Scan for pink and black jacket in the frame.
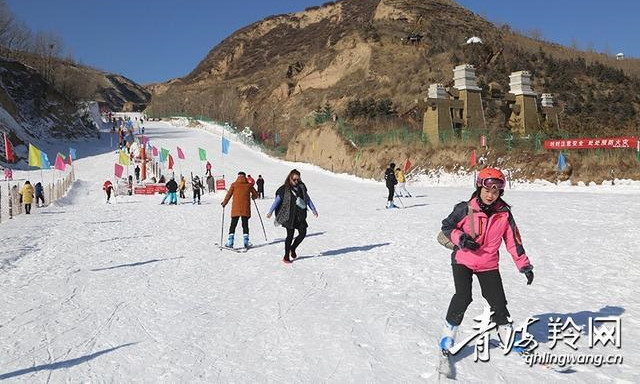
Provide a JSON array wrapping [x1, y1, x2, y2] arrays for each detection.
[[441, 198, 533, 273]]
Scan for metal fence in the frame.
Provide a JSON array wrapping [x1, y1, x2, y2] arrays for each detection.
[[0, 168, 76, 224]]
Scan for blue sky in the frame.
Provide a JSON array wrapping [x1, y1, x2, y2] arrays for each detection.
[[7, 0, 638, 84]]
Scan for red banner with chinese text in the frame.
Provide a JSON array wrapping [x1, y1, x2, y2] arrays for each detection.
[[544, 136, 638, 150]]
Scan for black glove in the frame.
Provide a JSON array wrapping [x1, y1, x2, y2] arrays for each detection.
[[458, 233, 480, 251], [525, 270, 534, 285]]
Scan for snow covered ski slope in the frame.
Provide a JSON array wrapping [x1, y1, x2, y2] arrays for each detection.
[[1, 121, 638, 382]]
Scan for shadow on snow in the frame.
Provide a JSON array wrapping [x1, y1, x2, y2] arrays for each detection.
[[90, 257, 184, 272], [0, 342, 137, 380]]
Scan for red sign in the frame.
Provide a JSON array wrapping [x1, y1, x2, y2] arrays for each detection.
[[216, 179, 226, 190], [133, 184, 167, 195], [544, 136, 638, 150]]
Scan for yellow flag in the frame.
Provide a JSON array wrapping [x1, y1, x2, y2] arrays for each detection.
[[118, 150, 130, 165], [28, 143, 42, 168]]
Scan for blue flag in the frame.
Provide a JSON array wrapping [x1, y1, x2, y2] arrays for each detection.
[[41, 152, 51, 168], [222, 137, 230, 155], [557, 152, 566, 171], [69, 147, 77, 160]]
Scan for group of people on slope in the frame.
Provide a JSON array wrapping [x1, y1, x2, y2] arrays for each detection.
[[383, 162, 411, 208], [15, 181, 46, 214], [221, 169, 317, 264]]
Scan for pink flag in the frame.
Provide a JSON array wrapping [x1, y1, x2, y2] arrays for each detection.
[[141, 136, 149, 145], [152, 146, 158, 156], [114, 163, 124, 178], [177, 146, 185, 160], [54, 153, 66, 171]]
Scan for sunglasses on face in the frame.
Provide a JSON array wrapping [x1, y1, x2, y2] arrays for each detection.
[[480, 178, 505, 190], [291, 177, 300, 183]]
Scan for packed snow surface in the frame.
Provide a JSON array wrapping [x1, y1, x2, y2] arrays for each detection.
[[0, 120, 638, 382]]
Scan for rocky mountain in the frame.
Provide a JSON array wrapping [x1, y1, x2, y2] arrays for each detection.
[[147, 0, 640, 143], [0, 57, 97, 165]]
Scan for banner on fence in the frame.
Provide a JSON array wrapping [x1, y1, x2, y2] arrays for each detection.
[[216, 179, 226, 190], [544, 136, 638, 150]]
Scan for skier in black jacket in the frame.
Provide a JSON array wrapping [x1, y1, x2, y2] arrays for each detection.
[[384, 162, 398, 208]]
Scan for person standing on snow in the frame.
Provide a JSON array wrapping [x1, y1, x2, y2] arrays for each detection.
[[178, 176, 187, 199], [134, 165, 141, 183], [266, 169, 318, 264], [384, 162, 398, 208], [256, 175, 265, 199], [438, 167, 534, 360], [221, 172, 259, 248], [103, 180, 114, 203], [163, 176, 178, 205], [206, 161, 212, 176], [192, 175, 204, 204], [34, 182, 45, 207], [395, 167, 411, 197], [19, 181, 35, 214], [206, 175, 215, 193]]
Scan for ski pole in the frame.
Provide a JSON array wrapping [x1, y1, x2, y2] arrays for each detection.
[[220, 205, 225, 249], [253, 199, 268, 242], [395, 195, 405, 209]]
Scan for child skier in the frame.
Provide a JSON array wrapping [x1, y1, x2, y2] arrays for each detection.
[[34, 182, 45, 207], [103, 180, 114, 203], [438, 168, 534, 370], [394, 167, 411, 197], [221, 172, 259, 248]]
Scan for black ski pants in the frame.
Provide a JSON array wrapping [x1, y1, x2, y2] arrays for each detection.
[[36, 195, 45, 206], [24, 203, 31, 214], [446, 263, 510, 326], [229, 216, 249, 234], [193, 188, 201, 202], [285, 227, 307, 256], [387, 185, 395, 202]]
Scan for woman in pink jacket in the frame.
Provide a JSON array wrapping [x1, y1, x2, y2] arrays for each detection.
[[439, 168, 534, 355]]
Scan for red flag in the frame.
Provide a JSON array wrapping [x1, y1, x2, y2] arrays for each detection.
[[403, 158, 412, 172], [3, 133, 15, 163], [168, 154, 174, 170], [470, 150, 477, 167], [67, 152, 73, 165], [54, 153, 66, 171], [177, 146, 185, 160], [114, 163, 124, 178]]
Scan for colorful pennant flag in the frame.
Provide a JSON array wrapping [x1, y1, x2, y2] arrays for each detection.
[[69, 147, 76, 161], [54, 153, 66, 171], [403, 158, 412, 172], [177, 146, 185, 160], [114, 163, 124, 178], [28, 143, 43, 168], [198, 148, 206, 161], [3, 133, 14, 163], [222, 137, 230, 155], [152, 146, 158, 157], [41, 152, 50, 169], [160, 148, 169, 163], [168, 154, 174, 170], [557, 152, 566, 171], [119, 150, 130, 165]]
